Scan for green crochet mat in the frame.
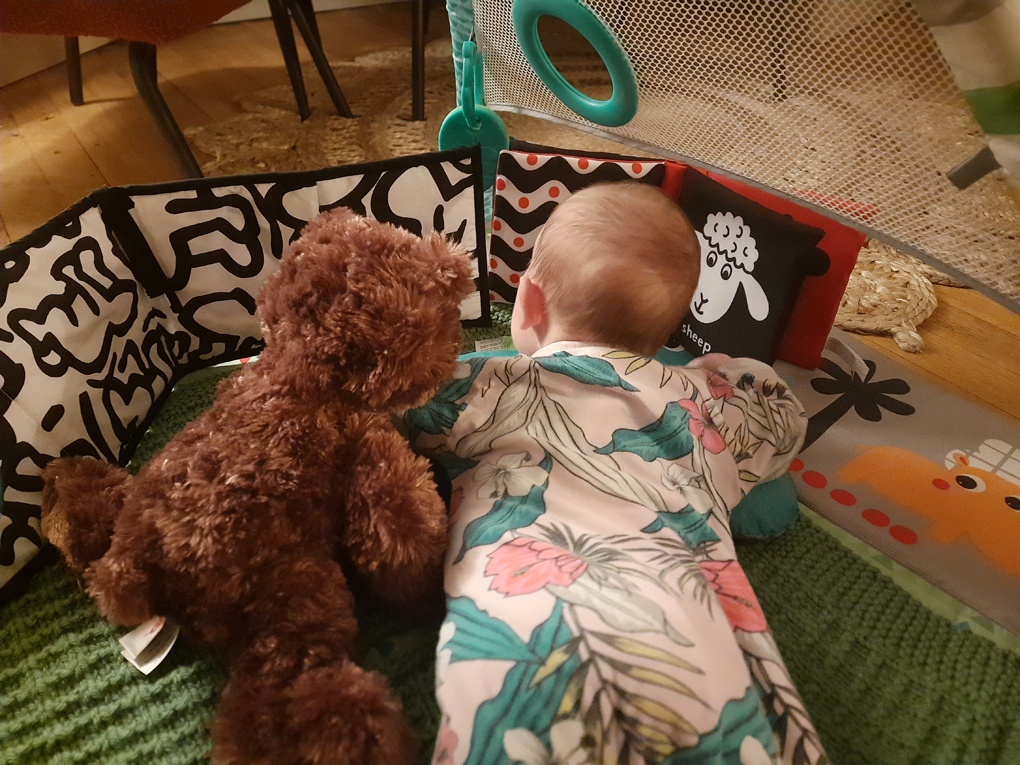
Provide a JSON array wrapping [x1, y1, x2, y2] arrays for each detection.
[[3, 319, 1020, 765]]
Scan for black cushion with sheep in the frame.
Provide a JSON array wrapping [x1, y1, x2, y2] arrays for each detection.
[[670, 171, 829, 364]]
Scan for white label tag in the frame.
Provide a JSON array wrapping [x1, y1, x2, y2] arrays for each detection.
[[474, 337, 514, 352], [119, 616, 180, 675]]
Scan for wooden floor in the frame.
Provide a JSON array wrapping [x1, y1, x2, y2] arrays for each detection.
[[2, 3, 1018, 422]]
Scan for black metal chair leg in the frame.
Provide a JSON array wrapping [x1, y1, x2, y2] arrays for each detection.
[[65, 37, 84, 105], [268, 0, 311, 120], [295, 0, 321, 50], [127, 41, 203, 178], [412, 0, 425, 120], [286, 0, 354, 118]]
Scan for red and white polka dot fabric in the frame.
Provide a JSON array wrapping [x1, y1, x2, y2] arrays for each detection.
[[487, 148, 686, 304]]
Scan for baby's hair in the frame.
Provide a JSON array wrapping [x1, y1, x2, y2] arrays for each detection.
[[528, 181, 700, 356]]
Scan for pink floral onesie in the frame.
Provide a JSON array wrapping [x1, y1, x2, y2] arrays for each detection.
[[404, 342, 828, 765]]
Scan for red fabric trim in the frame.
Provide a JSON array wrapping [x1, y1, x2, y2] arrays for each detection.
[[0, 0, 249, 45], [660, 161, 687, 202], [706, 173, 869, 369]]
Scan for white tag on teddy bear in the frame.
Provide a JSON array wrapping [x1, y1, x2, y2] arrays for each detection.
[[119, 616, 180, 675]]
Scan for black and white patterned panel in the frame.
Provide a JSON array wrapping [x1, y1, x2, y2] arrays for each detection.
[[113, 150, 488, 365], [116, 180, 316, 368], [315, 151, 487, 323], [1, 201, 178, 588]]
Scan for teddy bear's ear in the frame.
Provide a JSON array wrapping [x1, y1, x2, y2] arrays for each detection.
[[421, 231, 475, 301], [300, 206, 360, 240], [257, 208, 366, 333]]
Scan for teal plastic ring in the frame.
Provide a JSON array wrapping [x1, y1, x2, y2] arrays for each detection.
[[513, 0, 638, 127]]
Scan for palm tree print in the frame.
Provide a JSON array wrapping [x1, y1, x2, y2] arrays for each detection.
[[802, 357, 914, 452]]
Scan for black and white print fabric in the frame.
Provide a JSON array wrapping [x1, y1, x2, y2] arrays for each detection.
[[0, 147, 488, 592], [670, 171, 828, 365]]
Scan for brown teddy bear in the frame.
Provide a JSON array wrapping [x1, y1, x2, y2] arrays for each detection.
[[39, 207, 475, 765]]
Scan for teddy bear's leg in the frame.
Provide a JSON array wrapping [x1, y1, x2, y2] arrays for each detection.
[[41, 456, 130, 575], [82, 507, 163, 626], [211, 556, 415, 765], [342, 424, 448, 620]]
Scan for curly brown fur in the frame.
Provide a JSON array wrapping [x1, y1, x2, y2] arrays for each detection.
[[40, 208, 475, 765]]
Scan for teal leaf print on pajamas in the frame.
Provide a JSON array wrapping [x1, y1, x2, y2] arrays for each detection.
[[404, 355, 491, 439], [534, 352, 639, 391], [596, 401, 695, 462], [444, 597, 537, 663], [457, 364, 669, 514], [464, 602, 580, 765], [660, 685, 778, 765], [454, 452, 553, 563], [641, 508, 721, 547]]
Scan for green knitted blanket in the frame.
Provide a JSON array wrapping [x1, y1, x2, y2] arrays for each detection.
[[3, 326, 1020, 765]]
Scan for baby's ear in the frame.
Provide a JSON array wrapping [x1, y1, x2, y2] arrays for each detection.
[[515, 275, 547, 331]]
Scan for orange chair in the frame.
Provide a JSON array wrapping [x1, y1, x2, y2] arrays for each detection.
[[0, 0, 355, 177]]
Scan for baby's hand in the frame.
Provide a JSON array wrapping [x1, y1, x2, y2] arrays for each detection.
[[685, 352, 734, 368]]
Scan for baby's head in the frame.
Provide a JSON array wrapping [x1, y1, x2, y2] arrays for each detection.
[[511, 181, 699, 357]]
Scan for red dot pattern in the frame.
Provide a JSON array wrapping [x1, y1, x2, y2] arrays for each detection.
[[802, 471, 827, 489], [830, 489, 856, 506], [519, 198, 529, 209], [493, 220, 502, 231], [489, 258, 498, 269], [496, 178, 506, 191], [762, 452, 921, 547], [632, 163, 643, 173], [509, 274, 520, 284], [549, 186, 560, 198], [578, 159, 589, 169], [862, 509, 889, 527], [889, 525, 918, 545], [527, 154, 538, 165], [513, 237, 524, 248]]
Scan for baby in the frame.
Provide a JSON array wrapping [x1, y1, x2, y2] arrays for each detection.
[[406, 182, 828, 765]]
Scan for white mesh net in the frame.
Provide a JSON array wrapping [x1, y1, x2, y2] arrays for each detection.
[[473, 0, 1020, 309]]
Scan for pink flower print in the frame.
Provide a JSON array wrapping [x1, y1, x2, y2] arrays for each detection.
[[432, 717, 459, 765], [485, 538, 588, 596], [679, 399, 727, 454], [707, 373, 736, 401], [699, 560, 768, 632]]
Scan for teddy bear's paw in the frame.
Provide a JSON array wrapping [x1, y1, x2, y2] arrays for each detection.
[[40, 457, 129, 574], [212, 661, 415, 765], [287, 662, 416, 765], [85, 555, 155, 627]]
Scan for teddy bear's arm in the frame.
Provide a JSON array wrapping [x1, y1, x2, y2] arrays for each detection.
[[341, 420, 448, 620]]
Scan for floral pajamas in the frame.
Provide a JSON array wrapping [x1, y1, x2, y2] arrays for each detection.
[[405, 342, 828, 765]]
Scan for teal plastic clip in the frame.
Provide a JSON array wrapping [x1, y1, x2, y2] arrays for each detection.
[[439, 40, 509, 190]]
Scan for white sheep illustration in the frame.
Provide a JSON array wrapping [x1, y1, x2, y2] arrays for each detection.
[[689, 212, 769, 324]]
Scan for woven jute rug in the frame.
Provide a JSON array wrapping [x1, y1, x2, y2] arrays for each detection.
[[186, 39, 962, 351], [185, 39, 650, 175], [837, 240, 965, 352]]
